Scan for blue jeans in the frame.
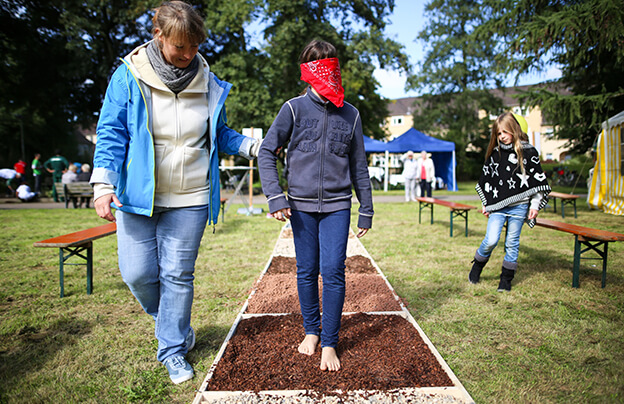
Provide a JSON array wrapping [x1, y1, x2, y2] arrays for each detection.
[[290, 209, 350, 349], [477, 204, 528, 267], [116, 205, 208, 362]]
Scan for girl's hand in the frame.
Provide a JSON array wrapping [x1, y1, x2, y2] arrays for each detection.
[[527, 208, 539, 220], [357, 228, 369, 238], [94, 193, 122, 222], [271, 208, 291, 222], [481, 206, 490, 217]]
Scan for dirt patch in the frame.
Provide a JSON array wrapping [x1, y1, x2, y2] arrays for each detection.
[[246, 273, 402, 313], [207, 313, 453, 393], [266, 255, 377, 275]]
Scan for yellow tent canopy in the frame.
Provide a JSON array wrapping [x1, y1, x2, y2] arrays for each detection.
[[588, 110, 624, 215]]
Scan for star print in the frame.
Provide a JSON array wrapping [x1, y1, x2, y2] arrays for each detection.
[[516, 172, 530, 188], [507, 178, 516, 189], [489, 158, 499, 177], [493, 188, 498, 198], [483, 165, 490, 175]]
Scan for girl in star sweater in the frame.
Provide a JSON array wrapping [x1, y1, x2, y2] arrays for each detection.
[[469, 112, 551, 291]]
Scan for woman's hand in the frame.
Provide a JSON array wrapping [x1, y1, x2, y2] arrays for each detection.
[[527, 208, 539, 220], [481, 205, 490, 217], [271, 208, 291, 222], [94, 193, 122, 222], [357, 228, 369, 238]]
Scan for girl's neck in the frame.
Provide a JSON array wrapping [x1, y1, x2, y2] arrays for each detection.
[[310, 87, 328, 103]]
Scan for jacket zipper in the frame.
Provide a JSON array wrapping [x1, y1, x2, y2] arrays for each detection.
[[318, 103, 328, 212]]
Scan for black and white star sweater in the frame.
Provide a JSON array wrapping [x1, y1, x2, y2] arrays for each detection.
[[475, 142, 551, 227]]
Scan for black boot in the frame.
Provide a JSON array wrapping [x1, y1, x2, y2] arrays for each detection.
[[497, 267, 515, 292], [469, 258, 487, 284]]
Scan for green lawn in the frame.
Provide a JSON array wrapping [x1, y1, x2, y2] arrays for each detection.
[[1, 197, 623, 403]]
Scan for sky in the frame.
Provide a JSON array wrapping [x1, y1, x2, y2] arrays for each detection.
[[374, 0, 562, 100]]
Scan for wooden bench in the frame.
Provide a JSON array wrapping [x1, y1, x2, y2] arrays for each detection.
[[535, 218, 624, 288], [545, 191, 580, 218], [33, 223, 117, 297], [416, 197, 478, 237], [54, 182, 94, 209]]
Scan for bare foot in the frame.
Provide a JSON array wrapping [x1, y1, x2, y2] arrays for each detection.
[[298, 334, 319, 355], [320, 347, 340, 371]]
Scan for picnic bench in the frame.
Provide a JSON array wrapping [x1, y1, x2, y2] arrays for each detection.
[[545, 191, 580, 218], [54, 182, 94, 209], [416, 197, 478, 237], [33, 223, 117, 297], [535, 218, 624, 288]]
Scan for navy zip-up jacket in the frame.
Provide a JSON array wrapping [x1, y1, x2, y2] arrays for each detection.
[[258, 89, 374, 229]]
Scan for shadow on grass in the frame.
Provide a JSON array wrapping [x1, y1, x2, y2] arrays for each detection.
[[0, 316, 93, 397], [189, 324, 233, 363]]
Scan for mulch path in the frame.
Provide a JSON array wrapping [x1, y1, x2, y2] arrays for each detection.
[[207, 313, 452, 393]]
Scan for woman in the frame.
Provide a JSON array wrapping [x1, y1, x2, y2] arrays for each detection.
[[90, 1, 259, 384]]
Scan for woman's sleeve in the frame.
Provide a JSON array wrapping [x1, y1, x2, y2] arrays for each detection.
[[90, 67, 131, 187]]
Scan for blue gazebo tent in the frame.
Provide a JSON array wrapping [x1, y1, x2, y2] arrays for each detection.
[[386, 128, 457, 191], [363, 135, 388, 153]]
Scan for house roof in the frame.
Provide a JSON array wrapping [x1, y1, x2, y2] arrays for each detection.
[[386, 83, 570, 117]]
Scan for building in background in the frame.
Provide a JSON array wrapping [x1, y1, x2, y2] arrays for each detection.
[[383, 85, 572, 162]]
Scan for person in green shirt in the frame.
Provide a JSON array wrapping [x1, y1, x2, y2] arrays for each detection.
[[44, 149, 69, 202], [31, 153, 42, 193]]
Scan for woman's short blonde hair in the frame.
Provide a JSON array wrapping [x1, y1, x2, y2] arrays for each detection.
[[152, 1, 206, 44]]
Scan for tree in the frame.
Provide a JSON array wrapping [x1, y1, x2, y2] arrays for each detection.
[[477, 0, 624, 153], [0, 0, 409, 170], [0, 0, 154, 168], [406, 0, 506, 179]]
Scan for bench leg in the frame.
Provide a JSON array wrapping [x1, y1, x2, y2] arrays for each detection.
[[59, 248, 65, 298], [561, 198, 565, 218], [449, 210, 453, 237], [87, 242, 93, 295], [58, 244, 92, 297], [602, 242, 608, 288], [572, 235, 581, 288], [418, 201, 433, 225]]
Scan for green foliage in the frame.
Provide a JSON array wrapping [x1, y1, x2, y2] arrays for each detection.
[[406, 0, 506, 180], [478, 0, 624, 153], [0, 0, 409, 168]]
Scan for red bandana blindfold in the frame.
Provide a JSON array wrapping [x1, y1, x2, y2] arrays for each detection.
[[300, 58, 345, 108]]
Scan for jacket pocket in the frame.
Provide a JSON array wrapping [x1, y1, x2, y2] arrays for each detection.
[[181, 146, 210, 190], [154, 144, 166, 193]]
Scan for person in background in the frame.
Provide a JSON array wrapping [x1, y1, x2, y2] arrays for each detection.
[[469, 112, 550, 292], [31, 153, 42, 193], [0, 168, 21, 196], [44, 149, 69, 202], [76, 163, 92, 208], [90, 0, 260, 385], [417, 150, 435, 198], [401, 150, 419, 202], [13, 160, 26, 176], [16, 182, 38, 202], [258, 39, 373, 372], [62, 163, 78, 184]]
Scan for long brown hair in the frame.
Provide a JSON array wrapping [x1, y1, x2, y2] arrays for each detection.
[[485, 112, 526, 174]]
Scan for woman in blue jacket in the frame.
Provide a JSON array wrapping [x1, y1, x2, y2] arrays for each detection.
[[91, 1, 258, 384]]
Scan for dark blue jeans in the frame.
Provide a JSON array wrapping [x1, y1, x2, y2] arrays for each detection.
[[290, 209, 350, 348]]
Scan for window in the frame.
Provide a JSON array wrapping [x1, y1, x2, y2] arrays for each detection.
[[391, 117, 403, 126]]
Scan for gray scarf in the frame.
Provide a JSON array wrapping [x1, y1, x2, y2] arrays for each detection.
[[146, 40, 199, 94]]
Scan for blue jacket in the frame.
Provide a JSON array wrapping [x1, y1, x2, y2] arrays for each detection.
[[258, 90, 374, 228], [91, 54, 253, 224]]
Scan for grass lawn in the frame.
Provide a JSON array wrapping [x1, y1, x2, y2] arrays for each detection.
[[1, 195, 623, 403]]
